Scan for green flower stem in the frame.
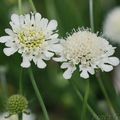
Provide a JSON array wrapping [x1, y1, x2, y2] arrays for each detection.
[[89, 0, 118, 119], [29, 0, 37, 12], [19, 68, 23, 95], [18, 113, 22, 120], [81, 79, 90, 120], [89, 0, 94, 32], [18, 0, 23, 119], [18, 0, 22, 14], [96, 71, 119, 120], [0, 68, 8, 100], [69, 79, 100, 120], [28, 68, 50, 120]]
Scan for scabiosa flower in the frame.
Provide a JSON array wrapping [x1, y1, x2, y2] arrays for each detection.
[[0, 13, 61, 68], [7, 95, 28, 115], [103, 7, 120, 43], [54, 29, 119, 79]]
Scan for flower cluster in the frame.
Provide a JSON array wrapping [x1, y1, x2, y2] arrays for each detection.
[[0, 13, 119, 79], [54, 29, 119, 79]]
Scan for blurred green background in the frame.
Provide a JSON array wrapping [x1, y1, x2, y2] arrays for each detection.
[[0, 0, 120, 120]]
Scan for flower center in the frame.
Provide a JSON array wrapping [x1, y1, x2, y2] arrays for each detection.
[[63, 31, 105, 66], [7, 95, 28, 114], [18, 27, 45, 51]]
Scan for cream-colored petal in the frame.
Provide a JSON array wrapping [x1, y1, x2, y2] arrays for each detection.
[[100, 64, 113, 72], [0, 36, 12, 43], [80, 70, 89, 79], [108, 57, 120, 66], [44, 51, 54, 58], [11, 14, 20, 25], [21, 57, 31, 68], [61, 62, 70, 69], [47, 20, 57, 31], [36, 59, 46, 69], [3, 47, 17, 56]]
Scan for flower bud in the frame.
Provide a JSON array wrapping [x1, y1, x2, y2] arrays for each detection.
[[7, 95, 28, 114]]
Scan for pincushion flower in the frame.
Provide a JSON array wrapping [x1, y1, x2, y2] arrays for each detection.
[[0, 13, 61, 68], [53, 29, 119, 79], [103, 7, 120, 43]]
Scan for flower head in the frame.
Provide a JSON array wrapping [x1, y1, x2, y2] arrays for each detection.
[[7, 95, 28, 115], [0, 13, 61, 68], [103, 7, 120, 43], [54, 29, 119, 79]]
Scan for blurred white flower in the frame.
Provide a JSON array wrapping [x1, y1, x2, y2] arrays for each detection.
[[103, 7, 120, 43], [0, 113, 35, 120], [54, 29, 119, 79], [0, 114, 17, 120], [0, 13, 61, 68], [23, 113, 36, 120]]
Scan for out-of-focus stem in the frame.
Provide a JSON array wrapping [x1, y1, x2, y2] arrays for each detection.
[[29, 68, 50, 120], [0, 66, 8, 100], [96, 71, 119, 120], [81, 79, 90, 120], [18, 113, 22, 120], [29, 0, 36, 12], [89, 0, 94, 32], [19, 68, 23, 95], [18, 0, 22, 14], [69, 79, 100, 120]]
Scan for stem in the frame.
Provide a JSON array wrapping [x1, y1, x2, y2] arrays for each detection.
[[96, 71, 119, 120], [19, 68, 23, 95], [18, 0, 23, 119], [89, 0, 118, 119], [18, 0, 22, 14], [69, 79, 100, 120], [81, 79, 90, 120], [29, 0, 37, 12], [18, 113, 22, 120], [89, 0, 94, 32], [0, 67, 8, 100], [28, 68, 50, 120]]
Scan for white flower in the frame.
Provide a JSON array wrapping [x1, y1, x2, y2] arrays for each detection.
[[53, 29, 119, 79], [103, 7, 120, 43], [0, 113, 35, 120], [0, 113, 17, 120], [22, 113, 35, 120], [0, 13, 61, 68]]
